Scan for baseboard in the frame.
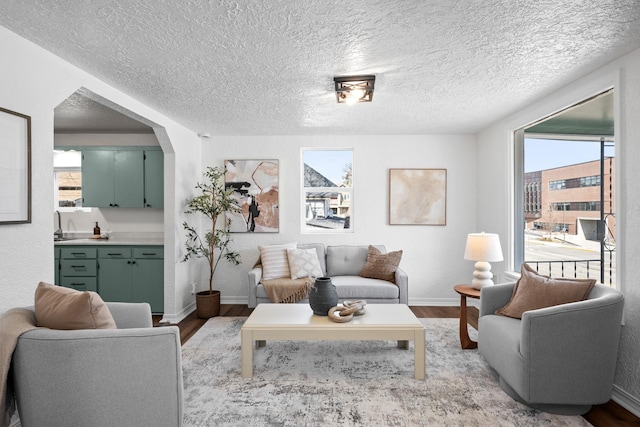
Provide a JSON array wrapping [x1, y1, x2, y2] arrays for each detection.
[[160, 301, 196, 324], [612, 384, 640, 418], [221, 296, 251, 305]]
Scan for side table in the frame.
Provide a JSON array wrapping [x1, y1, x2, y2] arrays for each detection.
[[454, 284, 480, 349]]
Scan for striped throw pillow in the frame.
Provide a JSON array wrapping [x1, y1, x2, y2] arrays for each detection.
[[259, 242, 297, 280]]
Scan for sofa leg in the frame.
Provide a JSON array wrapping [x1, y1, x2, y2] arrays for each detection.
[[498, 377, 592, 416]]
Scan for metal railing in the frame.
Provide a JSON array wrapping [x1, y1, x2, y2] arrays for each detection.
[[525, 259, 615, 286]]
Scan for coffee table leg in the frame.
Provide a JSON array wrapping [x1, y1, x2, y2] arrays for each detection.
[[397, 340, 409, 349], [414, 329, 426, 380], [256, 340, 266, 348], [240, 329, 253, 378]]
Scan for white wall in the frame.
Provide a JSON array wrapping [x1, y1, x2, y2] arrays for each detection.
[[200, 134, 480, 305], [0, 26, 203, 320], [477, 47, 640, 415]]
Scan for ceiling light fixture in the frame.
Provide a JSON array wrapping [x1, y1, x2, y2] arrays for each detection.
[[334, 75, 375, 104]]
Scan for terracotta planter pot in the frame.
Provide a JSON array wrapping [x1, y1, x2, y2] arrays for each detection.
[[196, 290, 221, 319]]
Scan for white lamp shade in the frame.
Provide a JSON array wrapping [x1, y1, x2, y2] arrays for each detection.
[[464, 233, 503, 262]]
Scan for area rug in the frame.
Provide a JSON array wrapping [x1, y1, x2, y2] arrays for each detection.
[[181, 317, 591, 427]]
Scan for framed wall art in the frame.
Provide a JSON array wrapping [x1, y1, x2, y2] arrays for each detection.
[[224, 159, 279, 232], [389, 168, 446, 225], [0, 107, 31, 224]]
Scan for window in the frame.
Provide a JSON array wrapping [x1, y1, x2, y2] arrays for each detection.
[[514, 89, 616, 287], [550, 175, 600, 190], [54, 150, 85, 210], [549, 180, 566, 190], [579, 175, 600, 187], [302, 149, 353, 232]]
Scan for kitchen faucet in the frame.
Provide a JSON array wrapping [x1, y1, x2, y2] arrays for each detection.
[[54, 210, 63, 239]]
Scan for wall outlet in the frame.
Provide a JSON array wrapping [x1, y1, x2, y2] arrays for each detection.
[[191, 283, 197, 295]]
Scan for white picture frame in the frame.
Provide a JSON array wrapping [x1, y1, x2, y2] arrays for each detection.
[[389, 168, 447, 225]]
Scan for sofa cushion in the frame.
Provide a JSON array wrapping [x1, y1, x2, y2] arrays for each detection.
[[259, 242, 297, 280], [256, 276, 399, 300], [34, 281, 117, 330], [495, 264, 596, 319], [287, 247, 323, 279], [326, 245, 369, 276], [331, 276, 400, 299], [359, 245, 402, 283]]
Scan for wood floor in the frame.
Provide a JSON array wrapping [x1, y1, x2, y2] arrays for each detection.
[[156, 305, 640, 427]]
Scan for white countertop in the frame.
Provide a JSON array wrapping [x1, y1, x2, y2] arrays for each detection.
[[54, 233, 164, 246]]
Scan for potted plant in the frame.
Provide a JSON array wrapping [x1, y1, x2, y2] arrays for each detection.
[[183, 166, 241, 318]]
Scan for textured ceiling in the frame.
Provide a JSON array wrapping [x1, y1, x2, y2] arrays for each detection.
[[2, 1, 640, 135], [55, 92, 153, 133]]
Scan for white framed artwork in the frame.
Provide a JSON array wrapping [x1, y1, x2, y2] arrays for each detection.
[[389, 168, 446, 225]]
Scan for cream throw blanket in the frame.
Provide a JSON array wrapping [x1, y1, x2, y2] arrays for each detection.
[[262, 277, 313, 303], [252, 259, 313, 303], [0, 308, 37, 427]]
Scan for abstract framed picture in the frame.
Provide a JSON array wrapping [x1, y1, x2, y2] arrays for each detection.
[[224, 160, 279, 232], [0, 107, 31, 224], [389, 168, 446, 225]]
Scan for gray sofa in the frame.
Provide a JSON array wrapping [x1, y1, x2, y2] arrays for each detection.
[[13, 302, 183, 427], [478, 282, 624, 415], [248, 244, 408, 308]]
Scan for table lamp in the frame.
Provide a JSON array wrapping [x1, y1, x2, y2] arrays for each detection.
[[464, 232, 503, 290]]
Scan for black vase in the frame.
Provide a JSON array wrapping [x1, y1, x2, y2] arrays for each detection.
[[309, 277, 338, 316]]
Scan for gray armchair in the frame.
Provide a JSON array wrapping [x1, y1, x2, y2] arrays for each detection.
[[12, 302, 183, 427], [478, 282, 624, 415]]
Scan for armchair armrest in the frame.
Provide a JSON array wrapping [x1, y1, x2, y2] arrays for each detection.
[[106, 302, 152, 328], [479, 282, 516, 317], [520, 289, 624, 358], [248, 266, 263, 308], [14, 326, 183, 427], [395, 267, 408, 305], [519, 289, 624, 402]]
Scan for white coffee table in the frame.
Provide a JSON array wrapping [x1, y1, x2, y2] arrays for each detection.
[[240, 303, 426, 379]]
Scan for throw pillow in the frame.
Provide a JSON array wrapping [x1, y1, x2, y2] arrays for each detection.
[[359, 245, 403, 283], [495, 264, 596, 319], [287, 248, 323, 279], [259, 242, 297, 281], [326, 245, 369, 276], [34, 281, 117, 330]]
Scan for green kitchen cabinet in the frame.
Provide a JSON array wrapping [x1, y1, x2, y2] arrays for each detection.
[[82, 150, 144, 208], [81, 150, 114, 208], [144, 150, 164, 208], [54, 247, 60, 285], [132, 247, 164, 312], [98, 246, 164, 313], [97, 247, 133, 303], [58, 247, 98, 292]]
